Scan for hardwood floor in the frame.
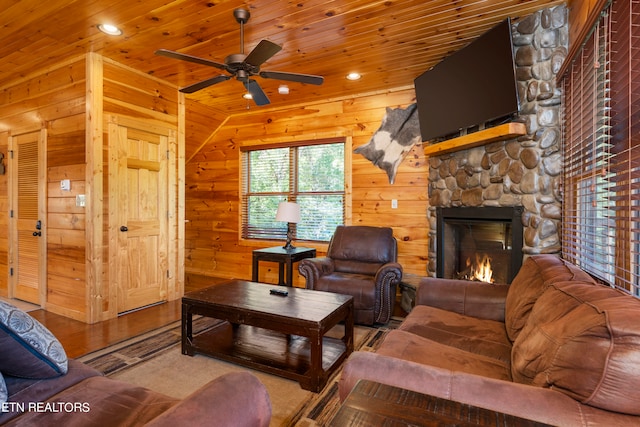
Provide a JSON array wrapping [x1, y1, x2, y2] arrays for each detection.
[[30, 299, 181, 359], [26, 275, 407, 360], [29, 275, 228, 359]]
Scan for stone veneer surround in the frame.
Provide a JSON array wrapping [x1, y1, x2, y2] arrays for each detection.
[[426, 5, 568, 277]]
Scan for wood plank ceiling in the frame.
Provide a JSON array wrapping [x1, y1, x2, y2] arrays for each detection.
[[1, 0, 566, 116]]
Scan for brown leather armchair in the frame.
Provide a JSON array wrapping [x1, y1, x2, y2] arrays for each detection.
[[298, 226, 403, 325]]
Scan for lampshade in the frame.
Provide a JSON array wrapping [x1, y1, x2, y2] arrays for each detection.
[[275, 201, 301, 223]]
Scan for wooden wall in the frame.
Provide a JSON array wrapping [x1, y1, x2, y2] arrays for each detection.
[[0, 54, 183, 323], [46, 113, 87, 319], [185, 87, 429, 287], [0, 57, 87, 306]]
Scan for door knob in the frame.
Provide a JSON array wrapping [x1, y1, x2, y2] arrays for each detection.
[[32, 231, 41, 237], [120, 226, 128, 232]]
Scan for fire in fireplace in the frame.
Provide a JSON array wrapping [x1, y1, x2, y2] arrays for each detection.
[[436, 206, 523, 284]]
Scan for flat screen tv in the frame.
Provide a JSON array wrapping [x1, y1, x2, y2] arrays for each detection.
[[414, 18, 519, 142]]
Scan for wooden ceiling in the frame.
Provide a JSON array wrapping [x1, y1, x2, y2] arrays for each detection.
[[1, 0, 566, 115]]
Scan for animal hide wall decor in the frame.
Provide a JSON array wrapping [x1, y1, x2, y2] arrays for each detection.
[[354, 103, 421, 184]]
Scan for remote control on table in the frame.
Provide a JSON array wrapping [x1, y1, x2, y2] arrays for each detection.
[[270, 288, 288, 296]]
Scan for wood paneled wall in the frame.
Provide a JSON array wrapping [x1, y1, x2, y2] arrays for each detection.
[[47, 113, 87, 319], [185, 87, 429, 287], [0, 54, 183, 323], [0, 57, 87, 310]]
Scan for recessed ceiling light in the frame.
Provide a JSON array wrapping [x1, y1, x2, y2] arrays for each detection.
[[97, 23, 123, 36], [278, 85, 289, 95], [346, 72, 362, 81], [243, 93, 253, 100]]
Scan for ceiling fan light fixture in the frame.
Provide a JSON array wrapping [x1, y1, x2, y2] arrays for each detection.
[[97, 23, 123, 36], [155, 8, 323, 106], [346, 72, 362, 81]]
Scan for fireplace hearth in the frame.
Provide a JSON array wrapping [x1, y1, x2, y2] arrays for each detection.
[[436, 206, 523, 284]]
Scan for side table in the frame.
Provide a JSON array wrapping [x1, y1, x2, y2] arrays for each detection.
[[398, 272, 423, 313], [252, 246, 316, 287]]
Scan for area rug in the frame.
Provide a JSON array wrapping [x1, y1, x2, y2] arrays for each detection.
[[78, 317, 401, 426]]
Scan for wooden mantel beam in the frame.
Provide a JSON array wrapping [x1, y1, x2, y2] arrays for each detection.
[[422, 122, 527, 157]]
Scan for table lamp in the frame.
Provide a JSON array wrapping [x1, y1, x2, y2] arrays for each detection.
[[275, 201, 301, 250]]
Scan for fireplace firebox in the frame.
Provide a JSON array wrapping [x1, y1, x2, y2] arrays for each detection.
[[436, 206, 523, 284]]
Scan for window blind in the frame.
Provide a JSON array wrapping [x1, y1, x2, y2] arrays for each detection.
[[240, 138, 346, 243], [561, 0, 640, 295]]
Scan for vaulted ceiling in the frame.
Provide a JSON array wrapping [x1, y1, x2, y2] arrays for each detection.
[[2, 0, 566, 115]]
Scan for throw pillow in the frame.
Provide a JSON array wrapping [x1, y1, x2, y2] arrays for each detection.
[[0, 372, 6, 404], [0, 300, 67, 378]]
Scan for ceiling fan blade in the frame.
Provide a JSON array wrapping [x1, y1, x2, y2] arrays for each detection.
[[259, 71, 324, 85], [180, 75, 231, 93], [155, 49, 227, 70], [244, 40, 282, 67], [244, 79, 270, 106]]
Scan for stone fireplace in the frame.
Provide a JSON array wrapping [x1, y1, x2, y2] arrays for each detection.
[[426, 5, 567, 280]]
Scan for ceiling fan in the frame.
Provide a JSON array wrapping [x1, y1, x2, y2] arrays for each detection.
[[155, 8, 324, 106]]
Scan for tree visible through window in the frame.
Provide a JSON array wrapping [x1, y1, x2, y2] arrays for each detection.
[[241, 139, 345, 243]]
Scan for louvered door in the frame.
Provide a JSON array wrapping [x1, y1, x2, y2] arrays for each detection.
[[11, 130, 46, 305]]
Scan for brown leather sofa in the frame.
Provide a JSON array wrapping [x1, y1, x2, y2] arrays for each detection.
[[298, 225, 403, 325], [339, 255, 640, 426], [2, 364, 271, 426], [0, 299, 272, 426]]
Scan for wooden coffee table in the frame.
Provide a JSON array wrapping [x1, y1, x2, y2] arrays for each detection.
[[332, 380, 552, 426], [181, 279, 354, 392]]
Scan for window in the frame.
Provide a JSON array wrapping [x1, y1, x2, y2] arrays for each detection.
[[575, 175, 616, 283], [241, 138, 346, 243], [561, 0, 640, 296]]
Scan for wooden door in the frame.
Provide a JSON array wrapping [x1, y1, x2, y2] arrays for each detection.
[[10, 130, 46, 305], [113, 120, 169, 313]]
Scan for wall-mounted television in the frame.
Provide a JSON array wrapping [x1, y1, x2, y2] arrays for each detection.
[[414, 18, 519, 142]]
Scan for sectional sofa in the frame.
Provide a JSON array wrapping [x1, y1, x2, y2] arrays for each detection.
[[339, 255, 640, 426]]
